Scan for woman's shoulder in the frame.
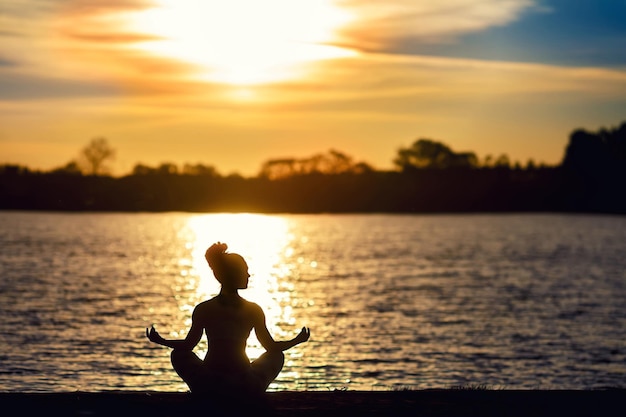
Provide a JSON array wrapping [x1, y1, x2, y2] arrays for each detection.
[[242, 298, 261, 308], [194, 296, 220, 311], [242, 299, 264, 314]]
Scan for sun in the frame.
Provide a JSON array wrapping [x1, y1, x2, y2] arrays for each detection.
[[126, 0, 356, 85]]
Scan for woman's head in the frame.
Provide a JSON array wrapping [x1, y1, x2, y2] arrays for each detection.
[[205, 242, 249, 289]]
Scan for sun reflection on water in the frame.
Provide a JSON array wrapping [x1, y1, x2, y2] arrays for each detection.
[[4, 212, 624, 392]]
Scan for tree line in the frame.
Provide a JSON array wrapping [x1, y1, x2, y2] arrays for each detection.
[[1, 121, 625, 214]]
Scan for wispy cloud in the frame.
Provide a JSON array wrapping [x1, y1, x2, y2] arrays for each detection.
[[0, 1, 151, 50], [0, 56, 18, 67], [0, 0, 554, 96], [2, 0, 624, 124], [337, 0, 542, 49], [0, 0, 188, 97], [61, 31, 162, 44], [54, 0, 152, 15]]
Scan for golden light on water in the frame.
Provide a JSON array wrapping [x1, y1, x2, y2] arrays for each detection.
[[126, 0, 357, 85], [2, 212, 624, 391]]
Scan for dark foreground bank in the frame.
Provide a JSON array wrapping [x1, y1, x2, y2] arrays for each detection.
[[0, 390, 623, 417]]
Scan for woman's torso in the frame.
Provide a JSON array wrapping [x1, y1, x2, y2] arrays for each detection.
[[196, 296, 257, 373]]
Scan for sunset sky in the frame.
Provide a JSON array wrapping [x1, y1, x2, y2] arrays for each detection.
[[1, 0, 625, 176]]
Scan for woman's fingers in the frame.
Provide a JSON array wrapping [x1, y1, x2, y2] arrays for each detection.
[[299, 326, 310, 341], [146, 325, 159, 341]]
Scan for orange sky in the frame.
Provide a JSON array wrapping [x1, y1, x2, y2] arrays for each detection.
[[1, 0, 625, 176]]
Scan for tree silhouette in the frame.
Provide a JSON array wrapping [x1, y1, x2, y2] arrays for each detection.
[[561, 122, 626, 171], [2, 120, 625, 214], [559, 122, 626, 212], [182, 163, 219, 176], [52, 160, 82, 175], [80, 137, 116, 175], [259, 149, 372, 179], [394, 139, 478, 171]]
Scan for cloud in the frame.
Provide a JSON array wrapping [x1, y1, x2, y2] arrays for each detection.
[[0, 56, 18, 67], [0, 0, 544, 90], [0, 1, 153, 49], [0, 0, 194, 96], [269, 53, 626, 112], [0, 0, 58, 16], [2, 0, 624, 103], [54, 0, 152, 15], [61, 31, 162, 44], [337, 0, 541, 49], [0, 72, 122, 100]]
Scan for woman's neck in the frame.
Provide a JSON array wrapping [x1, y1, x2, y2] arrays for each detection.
[[218, 288, 240, 297], [217, 289, 243, 307]]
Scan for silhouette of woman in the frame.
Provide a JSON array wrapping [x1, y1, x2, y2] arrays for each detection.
[[147, 242, 310, 396]]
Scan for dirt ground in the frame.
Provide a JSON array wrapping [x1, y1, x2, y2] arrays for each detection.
[[0, 389, 623, 417]]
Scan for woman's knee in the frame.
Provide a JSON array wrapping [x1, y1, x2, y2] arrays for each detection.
[[252, 350, 284, 372], [170, 349, 201, 372], [274, 350, 285, 365], [264, 350, 285, 368], [170, 350, 204, 391]]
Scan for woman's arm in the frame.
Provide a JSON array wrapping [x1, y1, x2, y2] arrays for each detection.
[[146, 308, 203, 350], [253, 305, 310, 352]]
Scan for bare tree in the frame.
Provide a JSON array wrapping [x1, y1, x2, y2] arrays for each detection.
[[80, 137, 116, 175]]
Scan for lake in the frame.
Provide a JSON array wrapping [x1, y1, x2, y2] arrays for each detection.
[[0, 211, 624, 392]]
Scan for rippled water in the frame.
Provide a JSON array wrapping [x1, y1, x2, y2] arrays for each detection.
[[0, 211, 624, 392]]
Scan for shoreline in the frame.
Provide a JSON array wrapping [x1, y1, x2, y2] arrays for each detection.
[[1, 389, 623, 417]]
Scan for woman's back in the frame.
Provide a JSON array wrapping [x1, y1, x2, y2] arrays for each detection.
[[196, 295, 259, 372]]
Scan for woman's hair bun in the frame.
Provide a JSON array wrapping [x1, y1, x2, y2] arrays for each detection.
[[205, 242, 228, 270]]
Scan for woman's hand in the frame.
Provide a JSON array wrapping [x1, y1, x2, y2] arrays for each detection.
[[295, 326, 310, 344], [146, 325, 165, 345]]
